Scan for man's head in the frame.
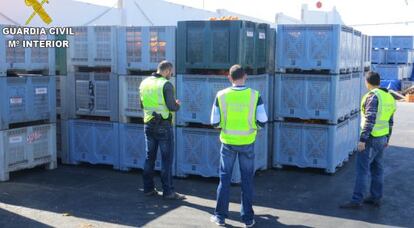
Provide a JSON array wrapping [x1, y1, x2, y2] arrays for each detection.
[[157, 61, 174, 80], [365, 71, 381, 91], [228, 65, 247, 85]]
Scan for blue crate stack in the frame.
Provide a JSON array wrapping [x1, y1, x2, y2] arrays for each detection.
[[63, 26, 177, 173], [0, 25, 57, 181], [273, 24, 365, 173], [372, 36, 414, 91], [64, 26, 120, 169], [117, 26, 176, 172], [175, 20, 275, 183]]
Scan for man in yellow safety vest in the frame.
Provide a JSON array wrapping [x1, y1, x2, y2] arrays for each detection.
[[340, 71, 396, 209], [210, 65, 268, 227], [140, 61, 185, 200]]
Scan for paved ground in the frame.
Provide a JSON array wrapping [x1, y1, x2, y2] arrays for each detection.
[[0, 102, 413, 228]]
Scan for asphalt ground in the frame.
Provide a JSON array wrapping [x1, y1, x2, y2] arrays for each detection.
[[0, 102, 413, 228]]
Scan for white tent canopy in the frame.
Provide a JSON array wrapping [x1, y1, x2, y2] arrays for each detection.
[[0, 0, 274, 27]]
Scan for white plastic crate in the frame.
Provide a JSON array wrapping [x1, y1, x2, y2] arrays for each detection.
[[67, 26, 117, 71], [119, 75, 176, 123], [176, 126, 268, 183], [0, 25, 56, 76], [67, 72, 119, 121], [0, 123, 57, 181], [402, 80, 414, 91], [118, 26, 176, 74]]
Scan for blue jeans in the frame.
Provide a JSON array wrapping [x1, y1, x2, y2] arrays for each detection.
[[352, 136, 387, 203], [215, 143, 255, 224], [143, 122, 174, 196]]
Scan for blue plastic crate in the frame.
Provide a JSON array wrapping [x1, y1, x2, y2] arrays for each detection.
[[348, 114, 360, 154], [57, 119, 70, 164], [351, 73, 362, 113], [68, 120, 119, 169], [371, 49, 386, 64], [68, 72, 118, 121], [176, 74, 270, 126], [119, 123, 170, 172], [274, 74, 353, 123], [390, 36, 414, 49], [276, 24, 355, 74], [386, 49, 414, 64], [273, 119, 354, 173], [372, 36, 390, 49], [0, 76, 56, 130], [176, 126, 268, 183], [372, 64, 404, 80], [380, 80, 401, 91], [361, 35, 372, 69], [360, 72, 368, 98]]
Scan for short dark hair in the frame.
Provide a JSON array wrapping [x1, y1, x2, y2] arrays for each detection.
[[229, 65, 246, 80], [366, 71, 381, 86], [157, 61, 173, 72]]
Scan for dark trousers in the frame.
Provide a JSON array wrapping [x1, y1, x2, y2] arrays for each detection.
[[143, 121, 174, 196]]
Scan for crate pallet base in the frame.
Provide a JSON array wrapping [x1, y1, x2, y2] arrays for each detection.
[[176, 126, 268, 184], [277, 67, 360, 75], [273, 115, 359, 174], [119, 123, 171, 173], [0, 123, 57, 181], [68, 119, 120, 169]]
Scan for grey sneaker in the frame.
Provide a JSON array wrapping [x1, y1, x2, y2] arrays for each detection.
[[210, 215, 225, 226], [245, 219, 256, 228], [339, 201, 362, 209], [363, 197, 381, 207], [164, 192, 186, 200]]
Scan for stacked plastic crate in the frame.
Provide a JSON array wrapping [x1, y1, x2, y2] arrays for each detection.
[[175, 20, 274, 183], [117, 26, 176, 172], [273, 24, 363, 173], [0, 25, 57, 181], [372, 36, 414, 91], [64, 26, 120, 169]]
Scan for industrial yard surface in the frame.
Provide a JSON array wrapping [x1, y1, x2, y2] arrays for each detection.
[[0, 102, 413, 228]]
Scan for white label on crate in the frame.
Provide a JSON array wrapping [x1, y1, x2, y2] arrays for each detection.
[[10, 97, 23, 104], [9, 136, 23, 144], [247, 31, 254, 37], [35, 88, 48, 95], [259, 32, 266, 39]]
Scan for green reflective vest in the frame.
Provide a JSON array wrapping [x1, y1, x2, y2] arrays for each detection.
[[217, 87, 259, 146], [139, 76, 171, 123], [361, 88, 396, 137]]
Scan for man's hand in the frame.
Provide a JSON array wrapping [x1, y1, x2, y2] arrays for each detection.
[[358, 142, 366, 152], [176, 99, 181, 105]]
